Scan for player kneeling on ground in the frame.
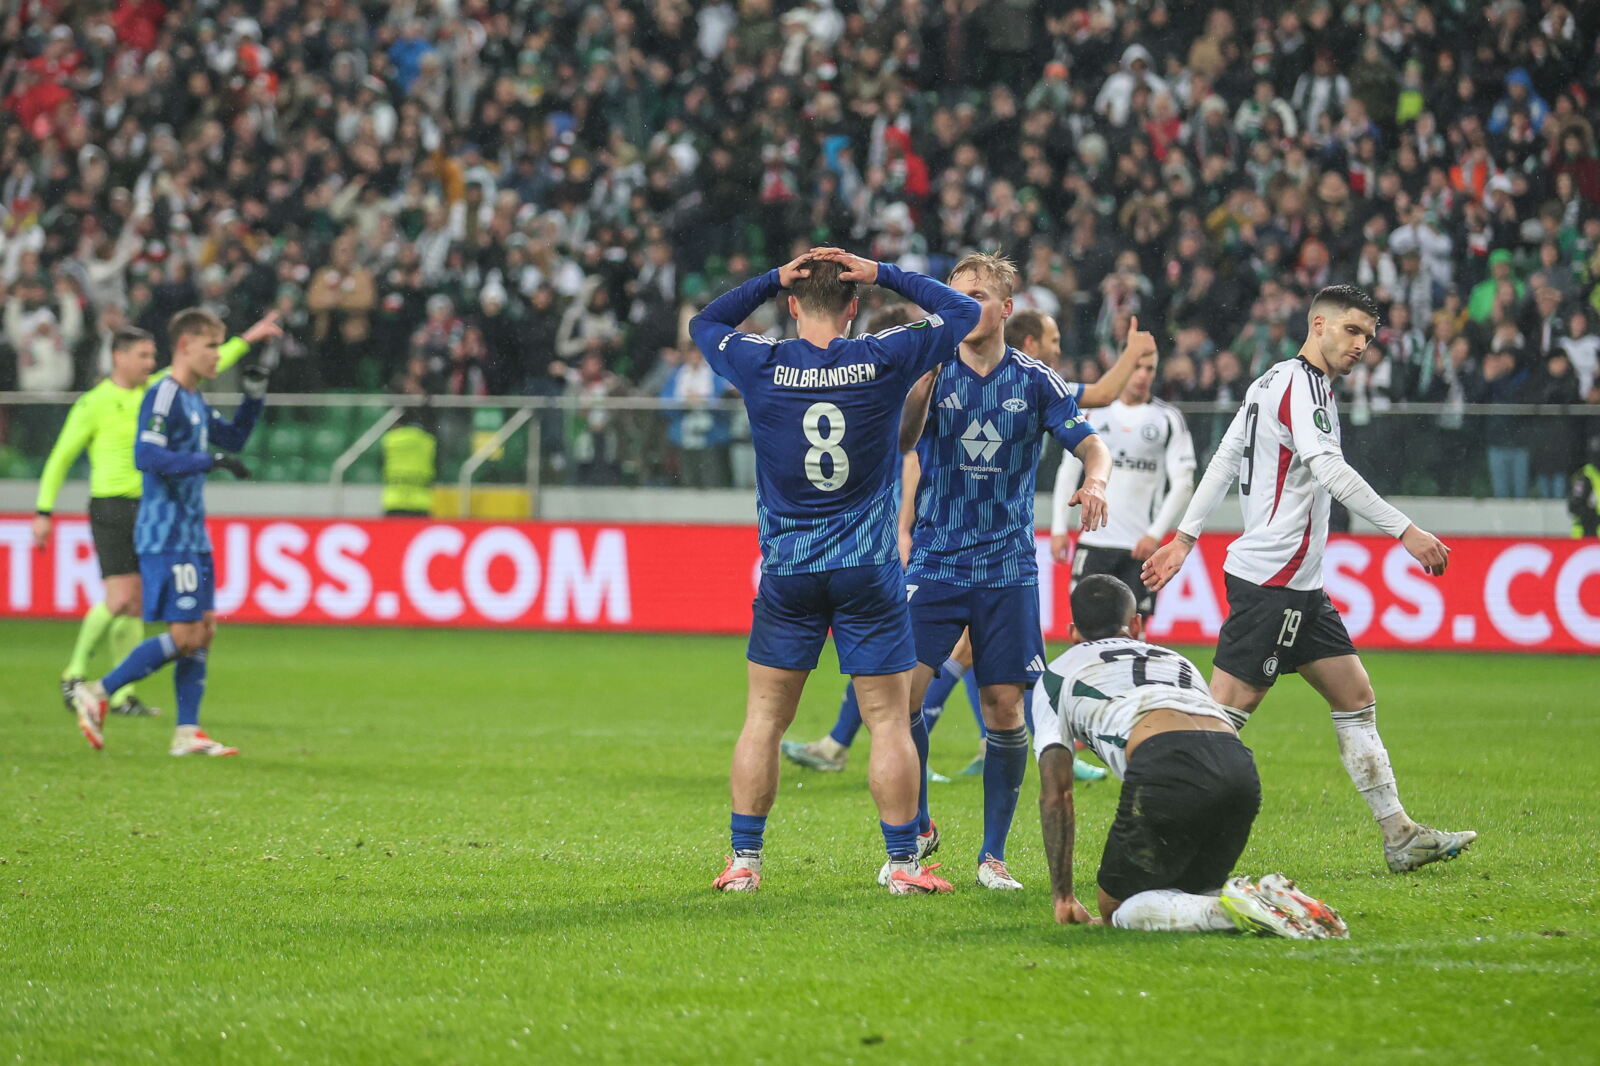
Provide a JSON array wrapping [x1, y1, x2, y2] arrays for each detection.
[[1033, 575, 1347, 939]]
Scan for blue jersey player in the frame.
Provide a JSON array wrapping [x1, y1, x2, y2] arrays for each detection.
[[70, 308, 269, 756], [691, 249, 978, 895], [901, 253, 1135, 891]]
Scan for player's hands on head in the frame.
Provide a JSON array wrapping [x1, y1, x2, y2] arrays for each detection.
[[241, 310, 284, 346], [209, 453, 252, 479], [1120, 316, 1157, 361], [1401, 524, 1450, 576], [1050, 532, 1072, 563], [1131, 534, 1160, 562], [1054, 896, 1099, 925], [1070, 478, 1108, 533], [807, 248, 880, 285], [777, 252, 818, 289], [1140, 538, 1190, 591]]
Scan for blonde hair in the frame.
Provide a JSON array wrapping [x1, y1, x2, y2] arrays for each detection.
[[948, 251, 1018, 299]]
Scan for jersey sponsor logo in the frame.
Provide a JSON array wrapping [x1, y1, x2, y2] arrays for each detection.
[[1002, 397, 1028, 413], [937, 393, 964, 410], [176, 595, 197, 610], [772, 363, 879, 388], [1313, 408, 1333, 433], [1141, 423, 1160, 441], [1262, 654, 1279, 678], [1113, 455, 1159, 472], [959, 418, 1003, 461]]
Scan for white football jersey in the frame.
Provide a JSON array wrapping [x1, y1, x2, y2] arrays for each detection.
[[1215, 358, 1342, 591], [1030, 637, 1228, 781], [1079, 399, 1196, 550]]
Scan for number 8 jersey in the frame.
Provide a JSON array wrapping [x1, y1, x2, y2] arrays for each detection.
[[691, 266, 979, 575], [1030, 638, 1229, 780]]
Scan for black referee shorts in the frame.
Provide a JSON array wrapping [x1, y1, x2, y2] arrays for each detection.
[[1072, 544, 1156, 616], [1213, 574, 1357, 689], [88, 496, 140, 578], [1097, 730, 1261, 901]]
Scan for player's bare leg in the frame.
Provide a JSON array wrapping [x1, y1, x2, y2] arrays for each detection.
[[1207, 668, 1269, 731], [975, 682, 1028, 889], [860, 670, 952, 893], [1298, 655, 1475, 872], [719, 663, 809, 891]]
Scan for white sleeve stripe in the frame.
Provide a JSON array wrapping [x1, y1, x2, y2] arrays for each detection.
[[1014, 353, 1069, 397], [152, 379, 178, 415], [139, 431, 167, 445]]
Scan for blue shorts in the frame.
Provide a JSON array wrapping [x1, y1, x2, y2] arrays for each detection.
[[747, 561, 916, 676], [908, 579, 1044, 687], [140, 551, 215, 623]]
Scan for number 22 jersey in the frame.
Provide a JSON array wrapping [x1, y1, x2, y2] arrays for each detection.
[[690, 266, 979, 575]]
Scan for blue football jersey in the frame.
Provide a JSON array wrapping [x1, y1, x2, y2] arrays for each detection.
[[135, 377, 262, 554], [908, 348, 1095, 587], [690, 265, 979, 574]]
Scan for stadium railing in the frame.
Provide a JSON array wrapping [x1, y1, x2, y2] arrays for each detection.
[[0, 393, 1594, 502]]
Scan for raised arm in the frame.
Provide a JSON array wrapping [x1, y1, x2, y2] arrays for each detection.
[[1078, 317, 1156, 409], [207, 394, 264, 453]]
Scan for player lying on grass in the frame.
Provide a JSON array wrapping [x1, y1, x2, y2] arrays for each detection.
[[70, 308, 271, 756], [1034, 575, 1347, 939], [1141, 285, 1474, 874], [690, 249, 978, 894], [34, 313, 279, 717]]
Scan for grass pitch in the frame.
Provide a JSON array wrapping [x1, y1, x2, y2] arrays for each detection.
[[0, 621, 1595, 1065]]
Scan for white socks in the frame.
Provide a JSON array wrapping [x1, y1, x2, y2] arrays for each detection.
[[1330, 702, 1415, 844], [1112, 889, 1236, 932]]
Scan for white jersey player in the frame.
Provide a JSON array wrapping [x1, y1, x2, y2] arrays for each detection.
[[1052, 347, 1195, 616], [1032, 574, 1347, 939], [1141, 285, 1475, 875]]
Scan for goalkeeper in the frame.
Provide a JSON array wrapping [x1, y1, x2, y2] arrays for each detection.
[[36, 309, 278, 736]]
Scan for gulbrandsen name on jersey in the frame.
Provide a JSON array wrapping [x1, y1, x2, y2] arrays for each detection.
[[773, 363, 880, 389]]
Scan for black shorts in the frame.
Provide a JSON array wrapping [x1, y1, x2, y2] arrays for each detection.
[[1097, 730, 1261, 901], [1072, 544, 1155, 615], [88, 496, 140, 578], [1213, 574, 1357, 689]]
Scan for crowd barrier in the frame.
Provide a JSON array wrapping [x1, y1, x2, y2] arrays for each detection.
[[2, 515, 1595, 653]]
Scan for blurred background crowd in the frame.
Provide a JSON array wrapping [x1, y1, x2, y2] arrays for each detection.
[[3, 0, 1600, 497]]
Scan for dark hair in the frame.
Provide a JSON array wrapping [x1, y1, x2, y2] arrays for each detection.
[[168, 307, 225, 343], [789, 258, 857, 316], [869, 303, 918, 332], [111, 326, 155, 353], [1310, 284, 1380, 322], [1070, 574, 1137, 641], [1006, 308, 1049, 350]]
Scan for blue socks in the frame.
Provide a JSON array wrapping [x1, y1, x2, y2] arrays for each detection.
[[909, 709, 931, 834], [881, 817, 919, 862], [828, 683, 862, 748], [979, 726, 1029, 863], [731, 812, 766, 855], [101, 634, 177, 696], [174, 649, 207, 727]]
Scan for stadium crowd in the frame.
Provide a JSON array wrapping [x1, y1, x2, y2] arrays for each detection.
[[3, 0, 1600, 496]]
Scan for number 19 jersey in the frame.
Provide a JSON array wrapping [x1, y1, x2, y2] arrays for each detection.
[[691, 266, 979, 574], [1030, 637, 1227, 780]]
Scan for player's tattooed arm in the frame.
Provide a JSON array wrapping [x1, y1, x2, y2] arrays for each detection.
[[898, 367, 937, 453], [1078, 316, 1157, 409], [1039, 747, 1093, 924]]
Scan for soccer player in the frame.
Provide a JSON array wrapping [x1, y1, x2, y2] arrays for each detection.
[[899, 252, 1137, 892], [690, 249, 979, 894], [1052, 342, 1196, 618], [35, 314, 279, 716], [1034, 574, 1347, 939], [69, 309, 272, 755], [1142, 285, 1476, 873]]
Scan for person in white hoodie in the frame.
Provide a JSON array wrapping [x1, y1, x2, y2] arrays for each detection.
[[1095, 45, 1170, 127], [6, 273, 82, 392]]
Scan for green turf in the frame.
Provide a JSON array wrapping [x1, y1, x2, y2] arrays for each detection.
[[0, 621, 1596, 1065]]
